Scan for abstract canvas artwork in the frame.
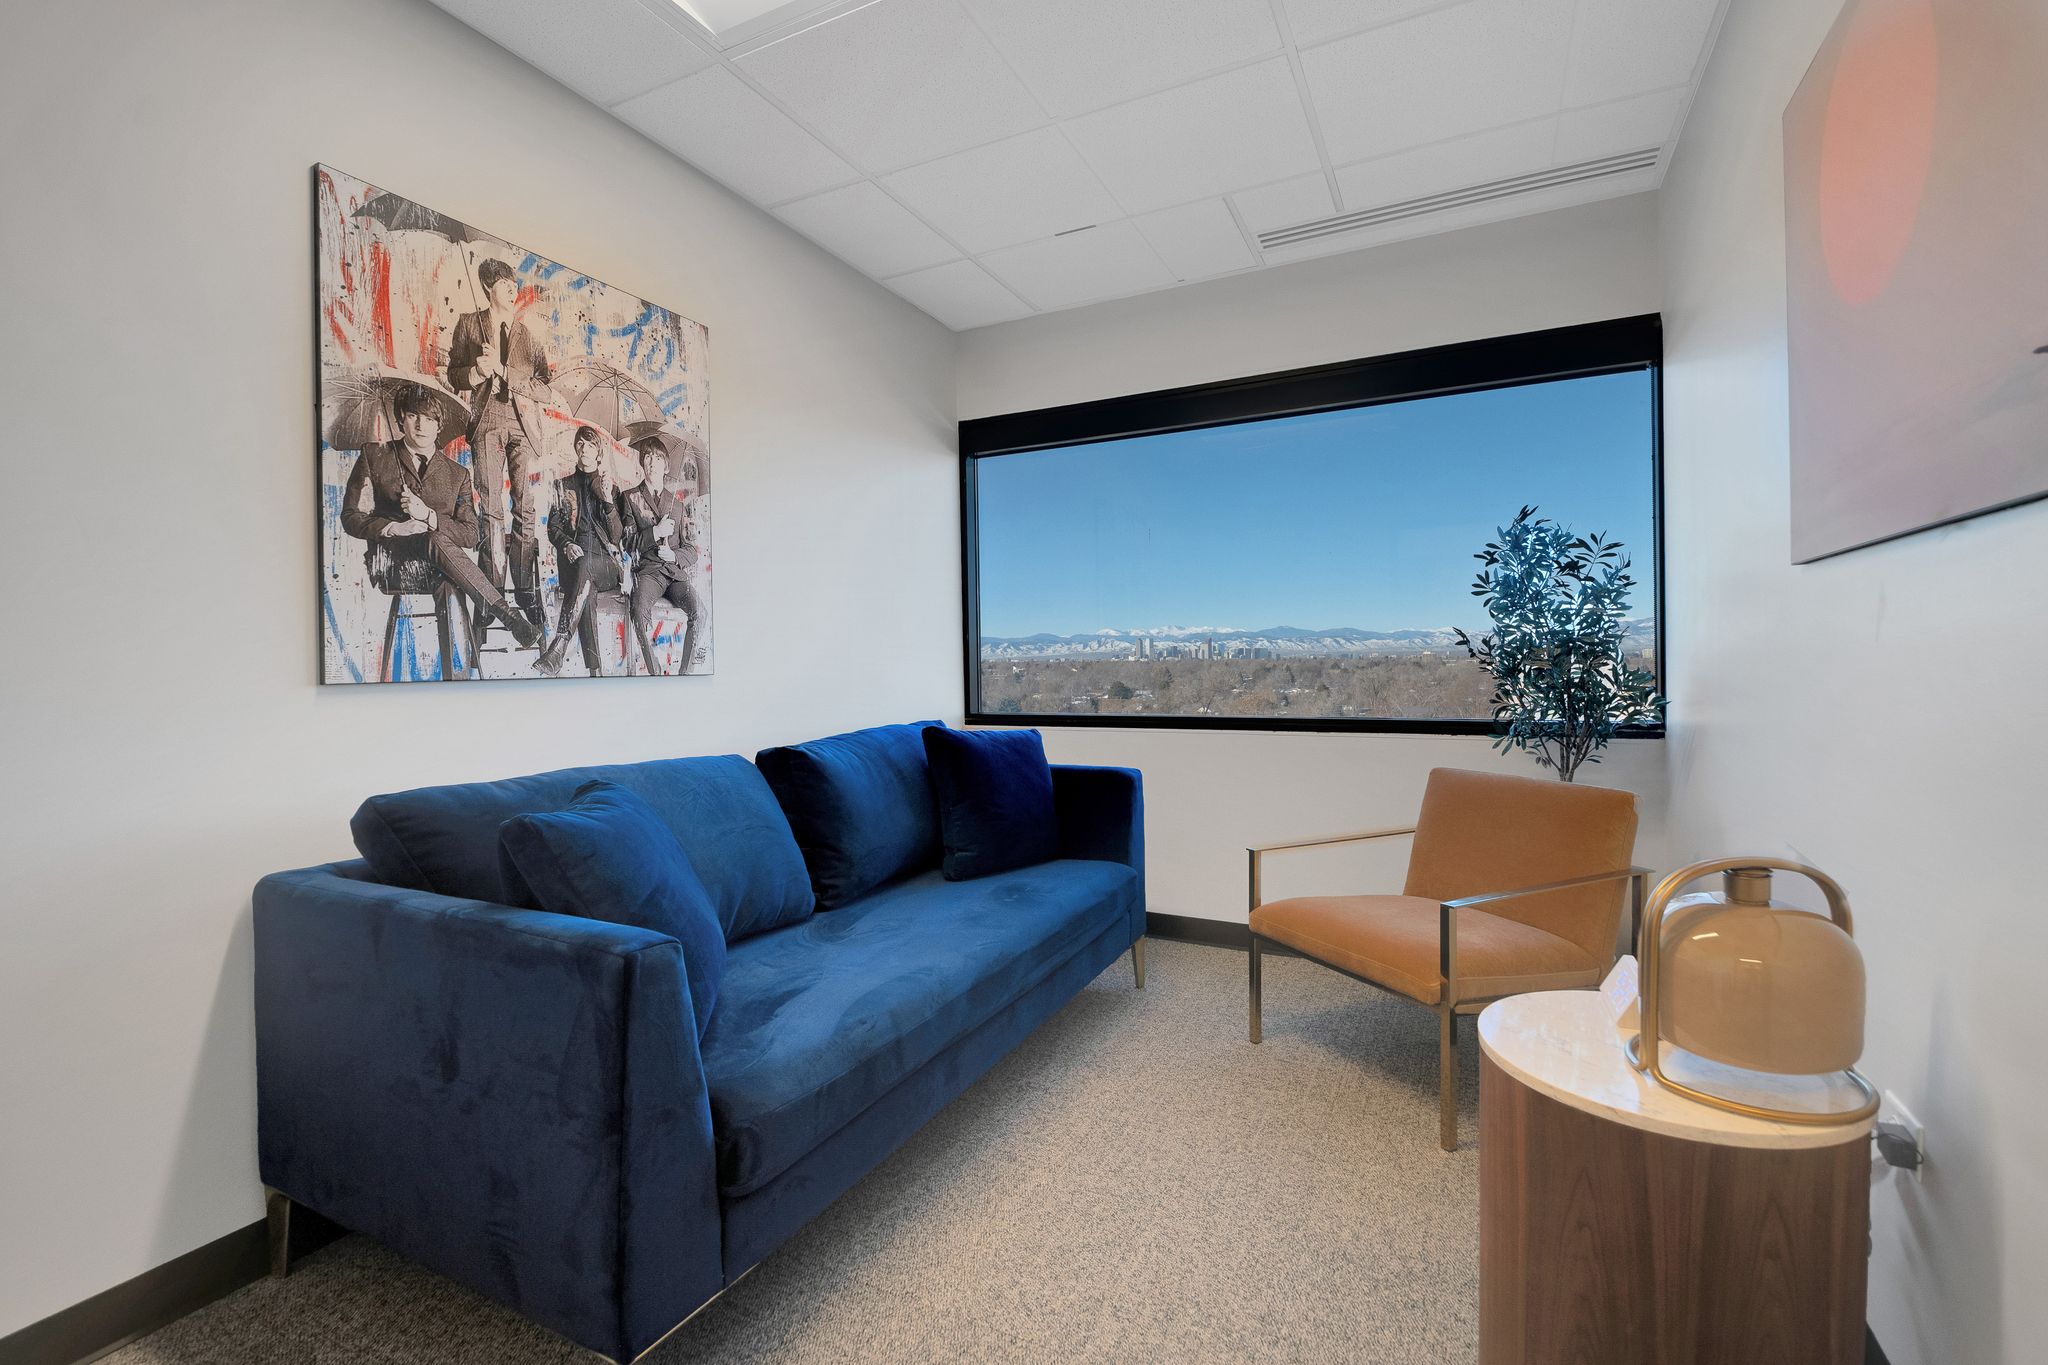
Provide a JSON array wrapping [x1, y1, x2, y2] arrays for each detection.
[[316, 165, 711, 682], [1783, 0, 2048, 563]]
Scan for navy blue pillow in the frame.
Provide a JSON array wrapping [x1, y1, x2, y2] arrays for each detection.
[[921, 727, 1058, 881], [351, 753, 813, 939], [498, 781, 725, 1034], [756, 721, 944, 909]]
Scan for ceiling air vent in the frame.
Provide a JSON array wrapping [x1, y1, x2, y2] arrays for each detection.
[[1258, 148, 1661, 250]]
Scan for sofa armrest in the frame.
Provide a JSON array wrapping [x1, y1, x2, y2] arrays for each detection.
[[253, 864, 722, 1361], [1050, 765, 1145, 941]]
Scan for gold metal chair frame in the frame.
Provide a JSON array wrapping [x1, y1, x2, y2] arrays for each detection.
[[1625, 856, 1880, 1126], [1246, 825, 1652, 1150]]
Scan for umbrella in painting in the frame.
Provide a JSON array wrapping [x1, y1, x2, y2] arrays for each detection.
[[352, 191, 498, 309], [323, 364, 472, 451], [621, 420, 710, 491], [553, 361, 671, 438], [526, 398, 646, 487]]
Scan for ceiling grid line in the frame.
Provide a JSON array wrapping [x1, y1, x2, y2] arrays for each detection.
[[434, 0, 1732, 330], [944, 0, 1184, 301], [1264, 0, 1342, 227]]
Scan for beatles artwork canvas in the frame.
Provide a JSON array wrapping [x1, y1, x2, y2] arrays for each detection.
[[316, 164, 711, 683]]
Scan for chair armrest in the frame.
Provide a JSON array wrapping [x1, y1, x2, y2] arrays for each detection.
[[1051, 764, 1145, 942], [1245, 827, 1416, 913], [1439, 866, 1655, 1005], [253, 864, 723, 1361]]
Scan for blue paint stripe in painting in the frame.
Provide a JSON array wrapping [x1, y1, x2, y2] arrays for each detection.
[[395, 611, 419, 682], [321, 587, 366, 685]]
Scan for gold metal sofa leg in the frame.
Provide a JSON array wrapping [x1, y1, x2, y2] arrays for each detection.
[[1131, 937, 1146, 989]]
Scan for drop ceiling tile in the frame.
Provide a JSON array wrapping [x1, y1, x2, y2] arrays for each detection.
[[1232, 172, 1336, 234], [773, 181, 960, 277], [883, 259, 1034, 330], [1064, 58, 1322, 216], [430, 0, 714, 106], [734, 0, 1045, 172], [962, 0, 1281, 118], [1554, 87, 1687, 164], [880, 128, 1121, 255], [1565, 0, 1722, 106], [980, 220, 1178, 310], [1280, 0, 1458, 48], [1133, 200, 1256, 281], [1335, 120, 1557, 212], [1299, 0, 1575, 165], [615, 66, 857, 205]]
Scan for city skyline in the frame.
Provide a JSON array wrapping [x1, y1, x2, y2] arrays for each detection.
[[973, 371, 1657, 640]]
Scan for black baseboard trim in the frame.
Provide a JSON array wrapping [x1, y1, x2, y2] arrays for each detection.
[[1145, 911, 1250, 949], [0, 1205, 345, 1365], [1867, 1325, 1891, 1365]]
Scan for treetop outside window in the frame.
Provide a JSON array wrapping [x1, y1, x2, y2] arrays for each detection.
[[958, 315, 1665, 736]]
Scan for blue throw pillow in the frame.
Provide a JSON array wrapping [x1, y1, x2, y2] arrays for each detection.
[[498, 781, 725, 1034], [921, 727, 1059, 881], [756, 721, 944, 909], [351, 754, 814, 939]]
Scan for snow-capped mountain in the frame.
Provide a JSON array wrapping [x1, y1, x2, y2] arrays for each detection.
[[979, 619, 1654, 661]]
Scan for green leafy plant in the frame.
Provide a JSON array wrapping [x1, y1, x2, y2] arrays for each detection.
[[1453, 506, 1664, 782]]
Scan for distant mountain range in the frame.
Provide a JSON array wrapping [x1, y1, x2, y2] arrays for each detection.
[[980, 620, 1654, 661]]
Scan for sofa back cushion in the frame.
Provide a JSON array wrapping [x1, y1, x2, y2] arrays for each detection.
[[499, 781, 727, 1034], [351, 754, 814, 941], [755, 721, 944, 909], [922, 727, 1058, 881]]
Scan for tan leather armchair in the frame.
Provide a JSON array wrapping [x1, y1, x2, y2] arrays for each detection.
[[1247, 768, 1650, 1150]]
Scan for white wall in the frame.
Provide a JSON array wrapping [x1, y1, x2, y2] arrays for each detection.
[[1657, 2, 2048, 1361], [0, 0, 956, 1335], [957, 195, 1668, 924]]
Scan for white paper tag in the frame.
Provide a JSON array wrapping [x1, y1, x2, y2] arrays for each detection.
[[1601, 954, 1640, 1033]]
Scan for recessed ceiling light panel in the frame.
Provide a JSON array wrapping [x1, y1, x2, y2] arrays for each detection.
[[668, 0, 869, 49]]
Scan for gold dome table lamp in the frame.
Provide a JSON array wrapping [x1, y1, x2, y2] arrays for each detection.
[[1628, 856, 1879, 1125]]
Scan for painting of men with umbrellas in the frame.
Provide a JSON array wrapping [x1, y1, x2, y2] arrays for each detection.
[[315, 163, 711, 683]]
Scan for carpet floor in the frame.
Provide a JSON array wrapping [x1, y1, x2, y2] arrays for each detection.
[[107, 939, 1482, 1364]]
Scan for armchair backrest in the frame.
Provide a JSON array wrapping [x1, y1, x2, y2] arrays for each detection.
[[1402, 768, 1637, 963]]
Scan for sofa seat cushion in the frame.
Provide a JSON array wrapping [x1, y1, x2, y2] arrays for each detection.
[[701, 858, 1137, 1197], [350, 754, 814, 942]]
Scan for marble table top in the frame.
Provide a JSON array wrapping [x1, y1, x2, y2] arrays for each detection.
[[1478, 987, 1874, 1150]]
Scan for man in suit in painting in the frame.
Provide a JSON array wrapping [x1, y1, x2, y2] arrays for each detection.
[[535, 426, 626, 677], [339, 383, 541, 649], [447, 256, 553, 628], [617, 435, 707, 676]]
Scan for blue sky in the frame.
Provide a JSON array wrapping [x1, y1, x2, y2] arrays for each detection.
[[974, 371, 1658, 639]]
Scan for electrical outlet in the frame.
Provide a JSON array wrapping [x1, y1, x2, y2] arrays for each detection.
[[1876, 1090, 1926, 1181]]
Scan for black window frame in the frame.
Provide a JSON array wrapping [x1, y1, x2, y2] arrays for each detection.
[[959, 313, 1667, 737]]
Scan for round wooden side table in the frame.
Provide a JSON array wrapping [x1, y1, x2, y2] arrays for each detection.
[[1478, 991, 1873, 1365]]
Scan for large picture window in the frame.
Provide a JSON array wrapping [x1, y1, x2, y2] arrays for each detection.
[[960, 316, 1663, 734]]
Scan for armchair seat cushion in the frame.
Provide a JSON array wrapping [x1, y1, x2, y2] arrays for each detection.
[[1249, 894, 1602, 1005]]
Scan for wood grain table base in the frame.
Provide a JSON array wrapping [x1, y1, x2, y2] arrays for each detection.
[[1480, 1051, 1869, 1365]]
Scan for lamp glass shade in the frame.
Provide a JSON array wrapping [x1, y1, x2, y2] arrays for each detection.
[[1656, 892, 1866, 1075]]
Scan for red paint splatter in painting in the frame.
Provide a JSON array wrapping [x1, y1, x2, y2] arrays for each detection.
[[516, 285, 542, 310], [326, 304, 355, 361], [368, 241, 396, 366], [416, 307, 440, 375]]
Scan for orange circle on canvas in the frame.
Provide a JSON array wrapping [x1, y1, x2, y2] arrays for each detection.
[[1817, 0, 1939, 306]]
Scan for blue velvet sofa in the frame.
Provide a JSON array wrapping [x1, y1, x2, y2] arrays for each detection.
[[252, 728, 1143, 1362]]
